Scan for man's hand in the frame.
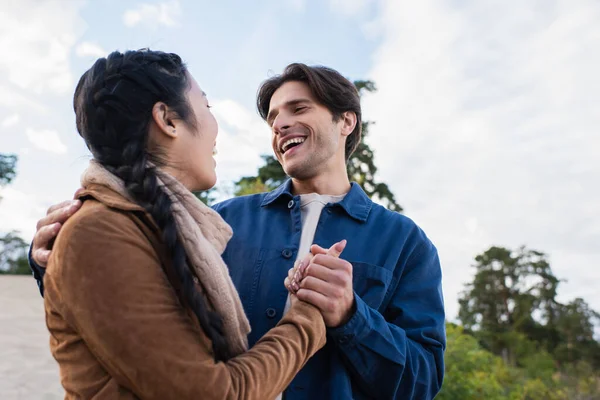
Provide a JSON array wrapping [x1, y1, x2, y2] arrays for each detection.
[[292, 240, 355, 328], [32, 190, 83, 267]]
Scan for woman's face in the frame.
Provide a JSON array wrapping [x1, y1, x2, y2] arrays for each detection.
[[161, 74, 219, 192]]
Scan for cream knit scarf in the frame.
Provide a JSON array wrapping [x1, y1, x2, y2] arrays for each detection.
[[81, 160, 250, 356]]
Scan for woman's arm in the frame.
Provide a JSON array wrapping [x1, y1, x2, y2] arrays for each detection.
[[44, 204, 325, 400]]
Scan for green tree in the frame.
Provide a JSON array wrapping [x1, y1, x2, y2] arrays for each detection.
[[437, 323, 567, 400], [194, 189, 218, 206], [233, 177, 270, 197], [349, 81, 401, 212], [0, 153, 17, 186], [553, 298, 600, 368], [0, 154, 29, 275], [458, 246, 560, 366], [234, 155, 285, 193], [457, 245, 600, 398], [232, 80, 403, 212], [0, 231, 29, 275], [0, 153, 17, 202]]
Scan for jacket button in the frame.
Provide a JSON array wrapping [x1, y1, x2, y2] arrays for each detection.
[[338, 334, 351, 344], [288, 200, 295, 208], [266, 308, 277, 318], [282, 249, 293, 259]]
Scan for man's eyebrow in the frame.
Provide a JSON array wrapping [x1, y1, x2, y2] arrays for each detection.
[[266, 98, 311, 125]]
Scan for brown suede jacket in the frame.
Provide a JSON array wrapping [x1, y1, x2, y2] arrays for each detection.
[[43, 184, 326, 399]]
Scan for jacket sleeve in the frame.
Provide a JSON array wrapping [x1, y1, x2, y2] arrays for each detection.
[[28, 245, 46, 296], [327, 234, 446, 399], [44, 208, 326, 400]]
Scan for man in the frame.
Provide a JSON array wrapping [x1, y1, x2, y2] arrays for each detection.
[[30, 63, 446, 399]]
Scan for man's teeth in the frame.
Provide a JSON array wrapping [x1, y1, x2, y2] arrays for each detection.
[[282, 137, 306, 153], [212, 146, 218, 156]]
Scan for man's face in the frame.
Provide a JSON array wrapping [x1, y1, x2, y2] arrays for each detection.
[[266, 81, 345, 180]]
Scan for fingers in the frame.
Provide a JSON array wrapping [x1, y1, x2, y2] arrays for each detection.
[[37, 200, 82, 231], [299, 276, 343, 298], [302, 263, 339, 284], [73, 188, 84, 199], [31, 222, 62, 267], [296, 288, 333, 313], [326, 239, 347, 258], [293, 253, 312, 285], [45, 200, 76, 216], [285, 267, 300, 292], [32, 198, 82, 268], [310, 244, 328, 256], [310, 255, 352, 273], [32, 248, 52, 266], [287, 240, 348, 294], [286, 254, 311, 293], [311, 239, 347, 259], [34, 222, 61, 247]]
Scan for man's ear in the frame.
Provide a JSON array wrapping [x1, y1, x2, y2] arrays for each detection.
[[340, 111, 357, 137], [152, 102, 177, 138]]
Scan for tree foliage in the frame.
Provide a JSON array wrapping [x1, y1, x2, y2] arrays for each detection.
[[0, 153, 17, 186], [0, 231, 29, 275], [453, 245, 600, 399], [0, 154, 29, 275]]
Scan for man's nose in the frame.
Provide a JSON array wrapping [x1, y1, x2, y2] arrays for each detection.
[[272, 113, 293, 134]]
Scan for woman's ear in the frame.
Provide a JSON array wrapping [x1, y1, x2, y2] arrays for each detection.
[[340, 111, 357, 137], [152, 102, 178, 138]]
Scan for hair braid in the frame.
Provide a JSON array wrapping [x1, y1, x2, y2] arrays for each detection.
[[74, 49, 232, 362]]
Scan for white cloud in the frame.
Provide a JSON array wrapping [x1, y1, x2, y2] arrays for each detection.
[[287, 0, 306, 12], [26, 128, 68, 154], [210, 99, 273, 185], [0, 0, 85, 95], [1, 114, 20, 128], [330, 0, 373, 16], [0, 187, 46, 240], [0, 86, 49, 115], [123, 0, 182, 28], [363, 0, 600, 320], [75, 42, 107, 58]]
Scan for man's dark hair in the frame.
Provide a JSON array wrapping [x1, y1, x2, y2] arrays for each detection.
[[256, 63, 362, 161]]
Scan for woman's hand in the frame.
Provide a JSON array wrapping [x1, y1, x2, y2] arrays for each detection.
[[284, 240, 347, 294]]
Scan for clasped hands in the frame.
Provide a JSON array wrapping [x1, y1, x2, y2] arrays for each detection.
[[285, 240, 355, 328]]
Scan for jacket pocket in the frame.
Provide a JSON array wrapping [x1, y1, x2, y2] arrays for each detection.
[[350, 261, 393, 309]]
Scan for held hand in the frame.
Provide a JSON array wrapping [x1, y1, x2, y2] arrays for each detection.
[[286, 240, 355, 328], [285, 251, 312, 294], [284, 240, 343, 293], [31, 189, 83, 267]]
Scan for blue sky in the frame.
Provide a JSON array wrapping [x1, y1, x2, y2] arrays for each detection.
[[1, 0, 599, 323]]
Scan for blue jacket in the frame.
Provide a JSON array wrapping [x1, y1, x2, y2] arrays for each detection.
[[31, 180, 445, 399]]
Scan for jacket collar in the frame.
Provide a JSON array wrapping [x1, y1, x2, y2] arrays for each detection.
[[76, 184, 145, 213], [261, 179, 372, 223]]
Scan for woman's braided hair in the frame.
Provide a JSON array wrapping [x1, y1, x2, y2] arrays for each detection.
[[73, 49, 233, 362]]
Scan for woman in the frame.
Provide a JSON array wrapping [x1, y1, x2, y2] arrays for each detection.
[[43, 49, 331, 399]]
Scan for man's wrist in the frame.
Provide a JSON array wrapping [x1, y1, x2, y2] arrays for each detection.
[[327, 293, 369, 346]]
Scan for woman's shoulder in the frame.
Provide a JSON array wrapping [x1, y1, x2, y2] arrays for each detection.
[[48, 198, 159, 275], [64, 198, 143, 238]]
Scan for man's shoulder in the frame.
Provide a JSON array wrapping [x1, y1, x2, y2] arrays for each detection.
[[368, 203, 434, 248], [212, 192, 269, 213], [369, 202, 418, 229]]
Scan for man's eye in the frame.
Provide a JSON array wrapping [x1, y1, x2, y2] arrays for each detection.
[[295, 106, 306, 113]]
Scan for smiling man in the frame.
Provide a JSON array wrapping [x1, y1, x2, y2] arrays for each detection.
[[30, 63, 446, 399]]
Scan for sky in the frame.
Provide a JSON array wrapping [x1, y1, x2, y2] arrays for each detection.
[[0, 0, 598, 323]]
